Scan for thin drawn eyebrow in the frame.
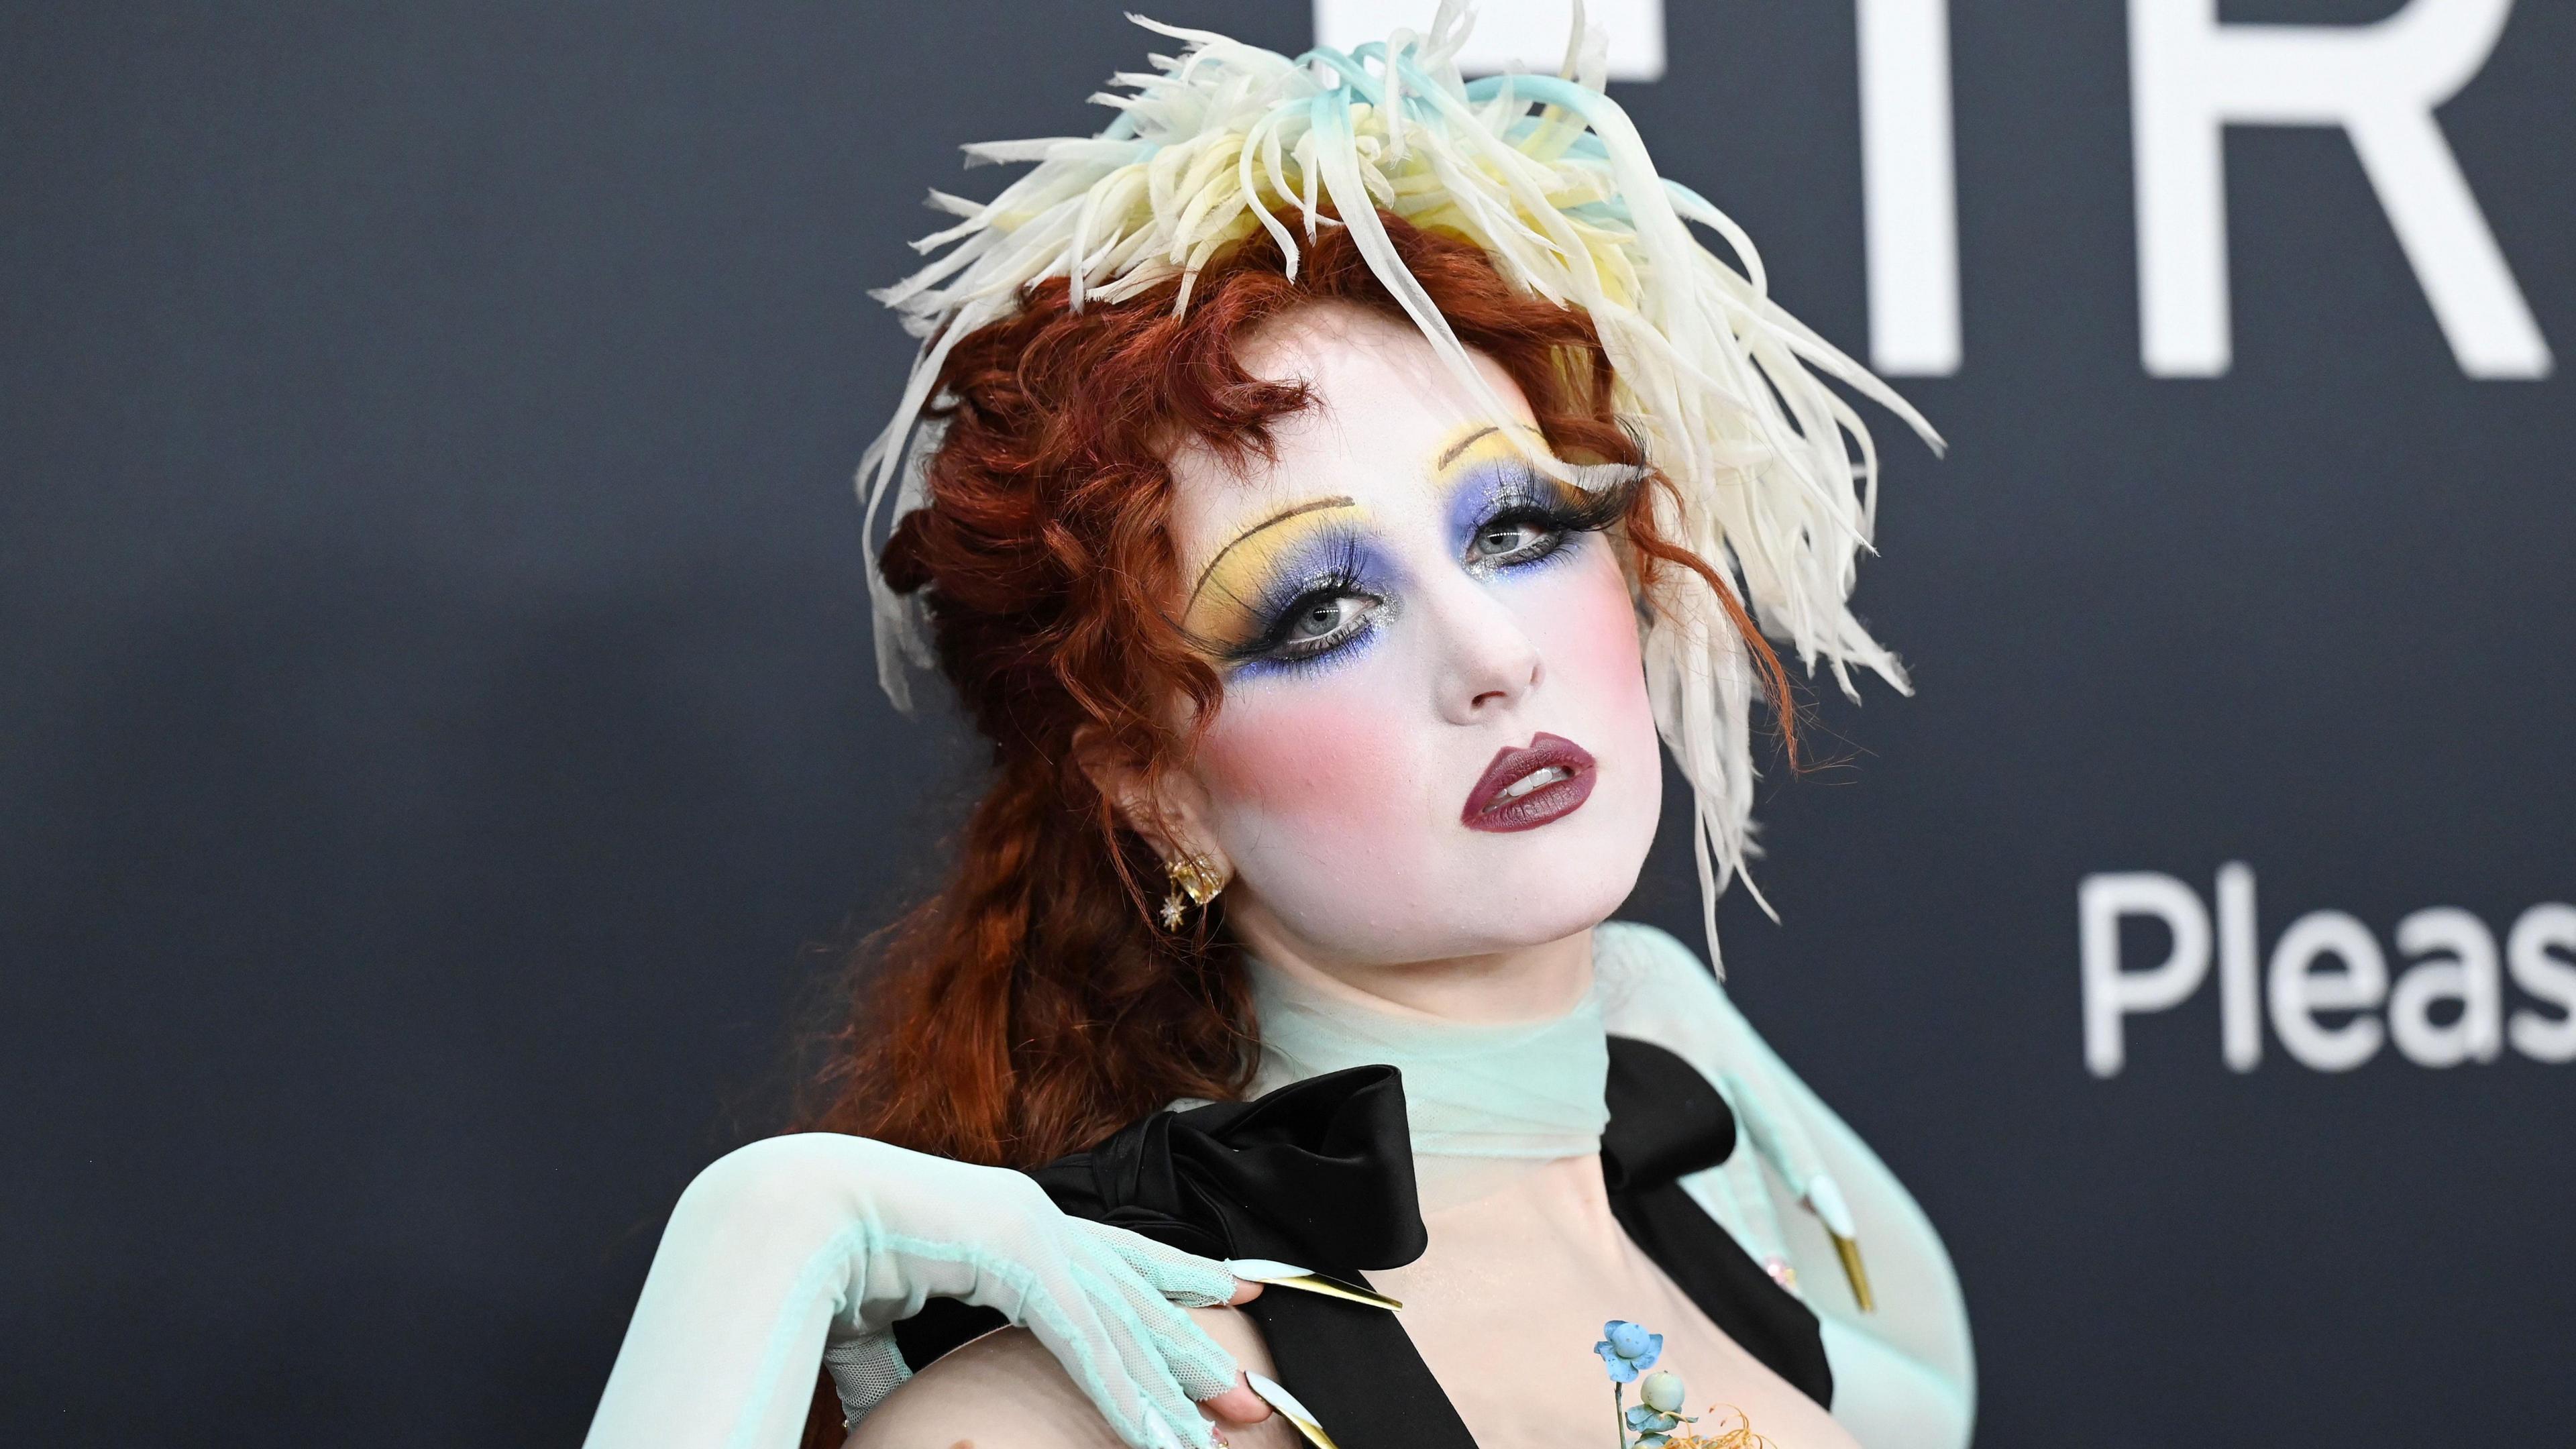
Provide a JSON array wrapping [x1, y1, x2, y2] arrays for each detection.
[[1436, 425, 1500, 468], [1187, 494, 1358, 603], [1436, 422, 1554, 470]]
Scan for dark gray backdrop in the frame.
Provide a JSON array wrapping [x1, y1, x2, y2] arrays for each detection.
[[4, 3, 2569, 1445]]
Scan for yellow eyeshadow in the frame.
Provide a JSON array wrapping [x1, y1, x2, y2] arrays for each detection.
[[1183, 501, 1366, 647], [1432, 420, 1546, 477], [1436, 423, 1595, 508]]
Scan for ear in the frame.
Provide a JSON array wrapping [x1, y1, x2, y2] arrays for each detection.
[[1071, 724, 1233, 880]]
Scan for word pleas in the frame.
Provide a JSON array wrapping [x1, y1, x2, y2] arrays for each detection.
[[2080, 865, 2575, 1076]]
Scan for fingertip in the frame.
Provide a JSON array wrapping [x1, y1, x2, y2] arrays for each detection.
[[1225, 1278, 1265, 1305], [1199, 1377, 1273, 1425]]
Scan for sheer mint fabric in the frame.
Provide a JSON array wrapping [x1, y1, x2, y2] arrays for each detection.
[[580, 1133, 1242, 1449], [1591, 922, 1976, 1449], [1248, 923, 1974, 1449], [583, 922, 1971, 1449], [1248, 951, 1609, 1160]]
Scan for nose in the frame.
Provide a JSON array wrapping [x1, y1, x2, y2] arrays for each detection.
[[1428, 578, 1543, 725]]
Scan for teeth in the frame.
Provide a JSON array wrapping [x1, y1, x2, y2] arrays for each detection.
[[1498, 765, 1572, 801]]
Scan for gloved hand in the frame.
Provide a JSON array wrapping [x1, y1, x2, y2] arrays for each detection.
[[583, 1132, 1262, 1449]]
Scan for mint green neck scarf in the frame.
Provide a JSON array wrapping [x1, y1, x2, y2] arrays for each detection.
[[1246, 957, 1610, 1162]]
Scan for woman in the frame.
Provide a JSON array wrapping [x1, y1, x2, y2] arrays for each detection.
[[585, 10, 1971, 1449]]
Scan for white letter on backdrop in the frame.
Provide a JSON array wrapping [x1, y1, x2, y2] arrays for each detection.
[[2506, 903, 2576, 1063], [2268, 910, 2389, 1072], [2080, 872, 2212, 1077], [2387, 906, 2503, 1067], [1858, 0, 1961, 375], [2216, 861, 2261, 1071], [2128, 0, 2550, 378]]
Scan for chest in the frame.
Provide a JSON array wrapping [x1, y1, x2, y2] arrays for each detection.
[[1364, 1157, 1855, 1449]]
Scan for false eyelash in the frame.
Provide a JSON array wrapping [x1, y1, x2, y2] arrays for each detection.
[[1466, 464, 1649, 557], [1572, 463, 1652, 529], [1214, 531, 1381, 665], [1515, 462, 1648, 533]]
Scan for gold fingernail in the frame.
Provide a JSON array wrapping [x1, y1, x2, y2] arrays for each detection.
[[1244, 1373, 1338, 1449], [1829, 1232, 1875, 1313], [1225, 1259, 1401, 1312]]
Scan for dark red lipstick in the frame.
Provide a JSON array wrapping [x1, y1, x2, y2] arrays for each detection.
[[1460, 732, 1597, 833]]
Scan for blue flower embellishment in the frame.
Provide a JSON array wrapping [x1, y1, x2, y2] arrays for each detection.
[[1594, 1319, 1664, 1383], [1625, 1403, 1684, 1447], [1625, 1369, 1698, 1447]]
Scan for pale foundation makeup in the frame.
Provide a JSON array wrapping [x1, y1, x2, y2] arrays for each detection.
[[1144, 309, 1858, 1449], [1159, 303, 1664, 1021], [857, 308, 1851, 1449]]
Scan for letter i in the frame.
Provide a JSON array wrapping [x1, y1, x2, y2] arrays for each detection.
[[2217, 862, 2261, 1071]]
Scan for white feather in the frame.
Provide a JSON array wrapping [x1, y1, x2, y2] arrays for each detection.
[[855, 5, 1937, 965]]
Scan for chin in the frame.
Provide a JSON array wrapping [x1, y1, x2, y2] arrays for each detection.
[[1263, 788, 1657, 966], [1383, 863, 1640, 963], [1460, 880, 1636, 957], [1451, 810, 1654, 951]]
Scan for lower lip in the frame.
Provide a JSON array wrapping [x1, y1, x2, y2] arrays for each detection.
[[1462, 737, 1599, 834]]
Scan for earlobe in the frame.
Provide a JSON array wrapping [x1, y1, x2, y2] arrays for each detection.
[[1070, 724, 1235, 884]]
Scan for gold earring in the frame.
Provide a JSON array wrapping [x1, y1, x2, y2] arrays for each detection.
[[1159, 853, 1228, 931]]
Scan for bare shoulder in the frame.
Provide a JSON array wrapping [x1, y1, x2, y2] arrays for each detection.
[[846, 1307, 1293, 1449], [846, 1326, 1121, 1449]]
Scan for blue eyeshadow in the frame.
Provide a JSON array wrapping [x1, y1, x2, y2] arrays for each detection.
[[1443, 462, 1603, 578], [1442, 463, 1546, 551], [1211, 526, 1403, 681]]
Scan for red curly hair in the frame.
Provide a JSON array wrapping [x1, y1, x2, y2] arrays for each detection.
[[792, 211, 1794, 1447], [802, 214, 1789, 1165]]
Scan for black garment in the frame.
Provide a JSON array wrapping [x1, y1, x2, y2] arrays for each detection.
[[894, 1038, 1831, 1447]]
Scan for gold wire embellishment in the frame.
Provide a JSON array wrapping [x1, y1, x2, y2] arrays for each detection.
[[1664, 1405, 1774, 1449], [1159, 853, 1226, 931]]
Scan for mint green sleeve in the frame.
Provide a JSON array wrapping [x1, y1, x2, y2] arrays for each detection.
[[581, 1132, 1246, 1449], [1594, 921, 1976, 1449]]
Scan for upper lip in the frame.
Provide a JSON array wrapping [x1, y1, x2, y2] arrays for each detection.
[[1460, 732, 1598, 825]]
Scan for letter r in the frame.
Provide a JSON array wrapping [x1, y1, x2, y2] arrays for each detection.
[[2129, 0, 2551, 378]]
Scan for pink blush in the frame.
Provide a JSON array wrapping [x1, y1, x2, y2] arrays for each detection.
[[1195, 684, 1424, 837], [1514, 551, 1652, 716]]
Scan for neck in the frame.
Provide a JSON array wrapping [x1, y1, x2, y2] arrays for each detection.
[[1238, 921, 1613, 1188], [1223, 906, 1597, 1024]]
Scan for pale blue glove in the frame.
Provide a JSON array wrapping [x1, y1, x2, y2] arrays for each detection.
[[583, 1132, 1246, 1449]]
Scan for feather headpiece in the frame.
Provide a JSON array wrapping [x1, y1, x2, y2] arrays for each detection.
[[857, 1, 1939, 961]]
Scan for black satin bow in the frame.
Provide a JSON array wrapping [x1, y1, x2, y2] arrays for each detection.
[[1036, 1063, 1430, 1270], [1601, 1036, 1835, 1410], [890, 1066, 1428, 1372], [892, 1038, 1831, 1444]]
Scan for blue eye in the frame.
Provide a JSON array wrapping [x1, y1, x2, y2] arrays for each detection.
[[1248, 586, 1381, 668], [1466, 512, 1568, 568], [1281, 593, 1373, 649], [1451, 464, 1643, 576], [1210, 530, 1393, 677]]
